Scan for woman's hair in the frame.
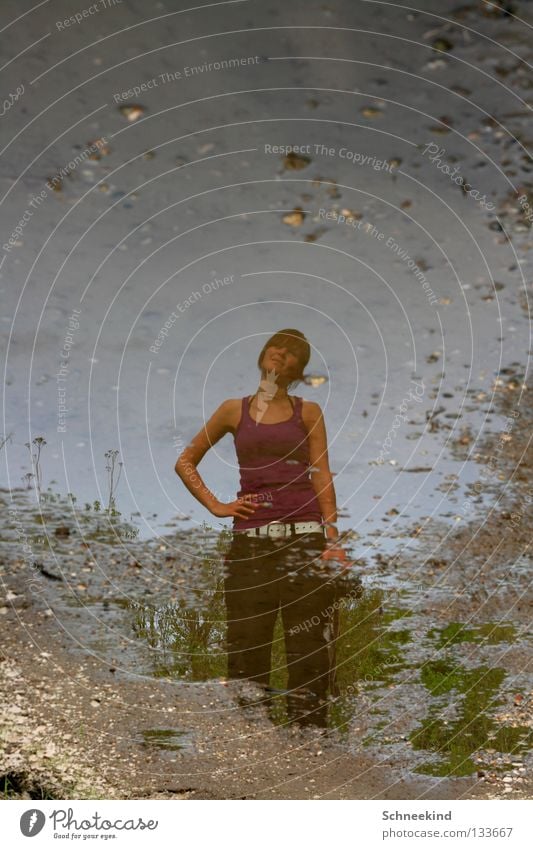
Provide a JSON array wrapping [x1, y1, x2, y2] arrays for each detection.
[[257, 328, 311, 388]]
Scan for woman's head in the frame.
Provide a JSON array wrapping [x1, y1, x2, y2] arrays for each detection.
[[257, 329, 311, 389]]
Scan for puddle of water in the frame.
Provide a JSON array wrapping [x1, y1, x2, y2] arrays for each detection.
[[326, 600, 533, 777], [323, 590, 413, 732], [3, 489, 531, 776], [410, 660, 533, 777], [136, 729, 191, 751], [0, 490, 141, 546], [130, 596, 227, 680], [428, 622, 517, 648]]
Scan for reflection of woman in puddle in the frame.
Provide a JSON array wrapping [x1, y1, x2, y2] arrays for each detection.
[[175, 329, 352, 726]]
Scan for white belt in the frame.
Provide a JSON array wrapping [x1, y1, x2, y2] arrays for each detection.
[[236, 520, 325, 538]]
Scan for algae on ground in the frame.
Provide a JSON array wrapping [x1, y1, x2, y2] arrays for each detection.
[[410, 659, 533, 777]]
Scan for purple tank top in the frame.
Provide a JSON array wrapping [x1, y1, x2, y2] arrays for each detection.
[[232, 394, 323, 530]]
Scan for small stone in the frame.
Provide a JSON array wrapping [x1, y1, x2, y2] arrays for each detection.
[[282, 208, 305, 227], [304, 229, 327, 243], [361, 106, 382, 118], [303, 374, 328, 387], [283, 151, 312, 170], [341, 208, 362, 219], [432, 38, 453, 52], [119, 104, 145, 122], [87, 138, 111, 159]]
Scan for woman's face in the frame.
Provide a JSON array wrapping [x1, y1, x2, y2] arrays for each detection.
[[261, 342, 301, 380]]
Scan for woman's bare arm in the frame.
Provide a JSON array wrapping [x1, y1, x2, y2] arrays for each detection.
[[303, 402, 339, 541], [174, 400, 257, 520], [175, 401, 230, 511]]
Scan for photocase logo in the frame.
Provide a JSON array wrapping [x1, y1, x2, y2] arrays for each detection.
[[20, 809, 46, 837]]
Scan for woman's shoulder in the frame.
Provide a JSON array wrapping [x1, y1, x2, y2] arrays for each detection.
[[218, 396, 248, 405], [298, 397, 323, 424], [298, 396, 322, 412], [215, 397, 247, 428], [218, 397, 246, 414]]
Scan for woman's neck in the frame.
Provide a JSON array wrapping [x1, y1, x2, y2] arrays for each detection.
[[254, 387, 289, 401]]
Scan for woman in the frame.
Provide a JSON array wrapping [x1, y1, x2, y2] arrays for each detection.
[[175, 329, 351, 724]]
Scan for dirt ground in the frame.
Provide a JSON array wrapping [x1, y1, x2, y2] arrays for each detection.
[[1, 606, 523, 802]]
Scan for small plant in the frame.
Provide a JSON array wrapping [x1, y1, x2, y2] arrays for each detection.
[[93, 500, 101, 512], [104, 449, 123, 514], [24, 437, 47, 500], [21, 472, 34, 489], [0, 432, 13, 451]]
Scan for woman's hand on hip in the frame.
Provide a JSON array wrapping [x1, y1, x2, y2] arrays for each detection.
[[321, 540, 355, 567], [210, 494, 260, 519]]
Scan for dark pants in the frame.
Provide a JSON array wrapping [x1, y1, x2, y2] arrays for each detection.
[[223, 532, 338, 726]]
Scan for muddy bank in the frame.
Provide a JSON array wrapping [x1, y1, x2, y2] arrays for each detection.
[[1, 534, 529, 800], [0, 616, 465, 801]]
